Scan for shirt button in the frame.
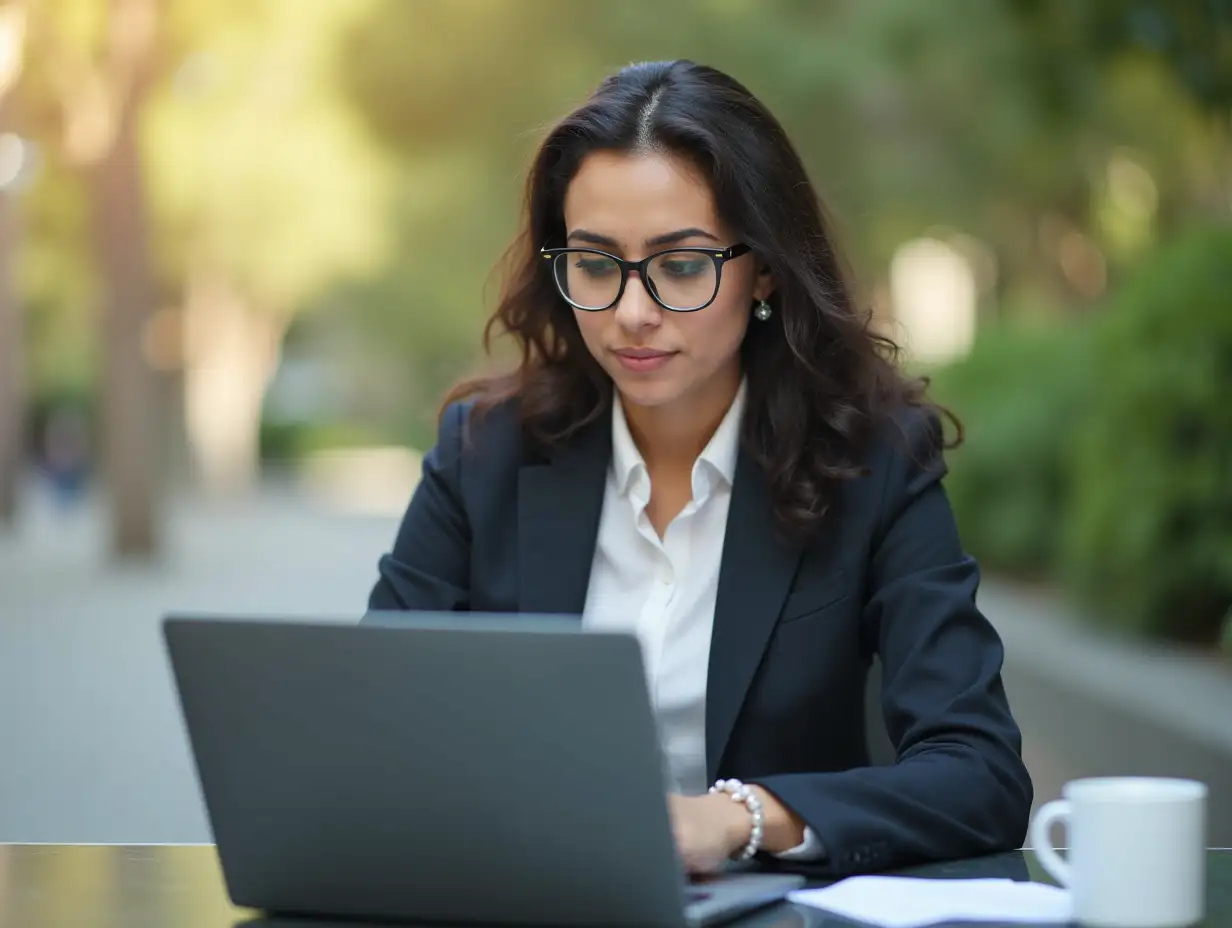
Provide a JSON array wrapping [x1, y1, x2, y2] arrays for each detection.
[[657, 564, 674, 585]]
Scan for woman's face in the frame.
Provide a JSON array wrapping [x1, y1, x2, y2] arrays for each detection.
[[561, 150, 773, 415]]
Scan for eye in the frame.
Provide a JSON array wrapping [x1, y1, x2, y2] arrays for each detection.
[[658, 257, 709, 278], [574, 256, 618, 277]]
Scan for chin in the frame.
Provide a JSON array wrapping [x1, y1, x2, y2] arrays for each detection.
[[609, 374, 685, 410]]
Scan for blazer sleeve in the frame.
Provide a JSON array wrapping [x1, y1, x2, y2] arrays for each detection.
[[752, 410, 1033, 876], [365, 401, 472, 615]]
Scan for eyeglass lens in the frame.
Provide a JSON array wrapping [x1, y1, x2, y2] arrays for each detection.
[[553, 250, 719, 311]]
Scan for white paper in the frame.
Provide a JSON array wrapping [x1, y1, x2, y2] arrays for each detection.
[[788, 875, 1072, 927]]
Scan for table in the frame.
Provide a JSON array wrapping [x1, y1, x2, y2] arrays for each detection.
[[1, 845, 1228, 926]]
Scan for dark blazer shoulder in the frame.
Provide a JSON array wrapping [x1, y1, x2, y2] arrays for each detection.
[[436, 397, 530, 484], [366, 397, 529, 614], [867, 403, 947, 472], [844, 403, 951, 549], [440, 396, 521, 451]]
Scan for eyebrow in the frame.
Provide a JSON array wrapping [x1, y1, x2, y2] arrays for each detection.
[[566, 227, 721, 249]]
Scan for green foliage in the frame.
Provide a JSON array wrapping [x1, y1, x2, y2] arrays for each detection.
[[145, 0, 393, 311], [930, 320, 1095, 577], [931, 224, 1232, 645], [259, 419, 383, 464], [1006, 0, 1232, 116], [327, 0, 1226, 433], [19, 159, 97, 398], [1060, 224, 1232, 642], [937, 225, 1232, 644]]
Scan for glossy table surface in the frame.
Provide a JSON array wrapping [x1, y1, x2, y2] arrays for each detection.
[[0, 845, 1228, 927]]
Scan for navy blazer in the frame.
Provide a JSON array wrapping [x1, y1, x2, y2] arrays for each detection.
[[367, 398, 1033, 876]]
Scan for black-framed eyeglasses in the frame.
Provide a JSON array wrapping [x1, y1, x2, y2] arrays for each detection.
[[540, 243, 752, 313]]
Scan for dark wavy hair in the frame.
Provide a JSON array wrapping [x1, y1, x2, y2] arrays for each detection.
[[445, 59, 959, 539]]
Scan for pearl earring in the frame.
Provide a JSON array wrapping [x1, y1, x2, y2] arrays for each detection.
[[753, 299, 772, 321]]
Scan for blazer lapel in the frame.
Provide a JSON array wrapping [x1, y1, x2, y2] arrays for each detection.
[[706, 448, 805, 780], [517, 409, 612, 616]]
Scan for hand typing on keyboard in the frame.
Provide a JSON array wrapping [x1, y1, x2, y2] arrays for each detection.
[[667, 793, 753, 874]]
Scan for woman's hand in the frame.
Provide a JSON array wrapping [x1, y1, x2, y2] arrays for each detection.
[[667, 793, 751, 874], [668, 786, 810, 874]]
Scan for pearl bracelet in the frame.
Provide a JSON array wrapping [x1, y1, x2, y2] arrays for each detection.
[[709, 777, 765, 860]]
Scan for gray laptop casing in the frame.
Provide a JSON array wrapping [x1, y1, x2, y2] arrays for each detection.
[[164, 613, 804, 927]]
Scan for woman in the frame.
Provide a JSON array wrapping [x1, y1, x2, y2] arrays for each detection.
[[367, 59, 1032, 877]]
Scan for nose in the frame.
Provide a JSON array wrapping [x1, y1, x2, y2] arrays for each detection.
[[611, 270, 662, 330]]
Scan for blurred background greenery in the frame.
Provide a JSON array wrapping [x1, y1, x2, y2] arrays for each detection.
[[0, 0, 1228, 650]]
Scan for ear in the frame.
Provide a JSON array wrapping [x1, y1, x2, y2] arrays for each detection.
[[751, 262, 776, 303]]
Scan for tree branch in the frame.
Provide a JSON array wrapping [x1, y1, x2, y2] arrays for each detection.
[[30, 0, 161, 165]]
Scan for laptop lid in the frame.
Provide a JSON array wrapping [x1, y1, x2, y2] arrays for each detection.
[[165, 613, 709, 926]]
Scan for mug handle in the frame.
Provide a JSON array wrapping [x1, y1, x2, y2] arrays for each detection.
[[1029, 799, 1072, 887]]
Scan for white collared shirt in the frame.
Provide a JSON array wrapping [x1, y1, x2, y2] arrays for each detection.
[[581, 381, 823, 860]]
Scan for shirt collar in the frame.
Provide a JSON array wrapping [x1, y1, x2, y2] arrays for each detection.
[[610, 378, 747, 499]]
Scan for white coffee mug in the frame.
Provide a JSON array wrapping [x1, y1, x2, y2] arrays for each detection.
[[1029, 777, 1207, 928]]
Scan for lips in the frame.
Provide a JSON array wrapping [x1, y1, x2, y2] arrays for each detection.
[[611, 347, 677, 373], [613, 348, 674, 360]]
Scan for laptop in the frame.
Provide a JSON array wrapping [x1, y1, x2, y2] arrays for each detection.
[[163, 613, 805, 927]]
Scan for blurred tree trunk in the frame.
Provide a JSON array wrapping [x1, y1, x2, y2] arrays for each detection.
[[182, 264, 286, 497], [90, 72, 160, 557], [0, 184, 21, 528], [41, 0, 163, 557], [0, 2, 25, 528]]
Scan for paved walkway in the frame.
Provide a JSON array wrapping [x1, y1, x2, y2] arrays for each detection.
[[0, 480, 401, 843]]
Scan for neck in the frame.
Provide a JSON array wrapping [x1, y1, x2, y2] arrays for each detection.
[[621, 365, 742, 472]]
